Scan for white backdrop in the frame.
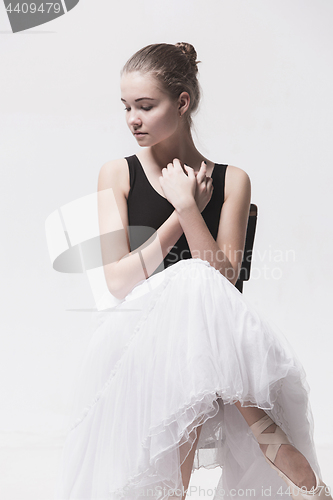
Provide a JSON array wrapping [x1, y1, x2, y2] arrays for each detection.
[[1, 0, 333, 497]]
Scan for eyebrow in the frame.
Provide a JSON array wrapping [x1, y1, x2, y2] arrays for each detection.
[[121, 97, 156, 102]]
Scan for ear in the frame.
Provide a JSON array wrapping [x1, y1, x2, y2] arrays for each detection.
[[178, 91, 190, 117]]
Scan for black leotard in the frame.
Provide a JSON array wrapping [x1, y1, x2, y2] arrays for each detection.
[[126, 154, 227, 275]]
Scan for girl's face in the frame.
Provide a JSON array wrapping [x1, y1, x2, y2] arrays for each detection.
[[120, 71, 182, 147]]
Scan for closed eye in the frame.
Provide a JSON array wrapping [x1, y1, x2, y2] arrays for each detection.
[[123, 106, 152, 112]]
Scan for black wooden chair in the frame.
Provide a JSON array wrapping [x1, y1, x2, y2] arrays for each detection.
[[234, 203, 258, 293]]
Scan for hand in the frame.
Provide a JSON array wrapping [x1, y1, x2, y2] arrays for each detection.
[[159, 158, 197, 212], [185, 161, 214, 213]]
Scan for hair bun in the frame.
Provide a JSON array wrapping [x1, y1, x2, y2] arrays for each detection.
[[175, 42, 200, 72]]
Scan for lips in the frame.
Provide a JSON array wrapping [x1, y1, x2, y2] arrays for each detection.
[[134, 132, 147, 136]]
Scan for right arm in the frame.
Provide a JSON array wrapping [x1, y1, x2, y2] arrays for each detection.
[[97, 159, 184, 300]]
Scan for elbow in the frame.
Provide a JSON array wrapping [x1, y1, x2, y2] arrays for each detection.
[[104, 263, 128, 300], [221, 263, 240, 286], [108, 285, 126, 300], [228, 273, 239, 287], [106, 277, 128, 301], [217, 254, 239, 285]]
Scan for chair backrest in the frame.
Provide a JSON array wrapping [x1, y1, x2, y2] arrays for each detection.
[[234, 203, 258, 293]]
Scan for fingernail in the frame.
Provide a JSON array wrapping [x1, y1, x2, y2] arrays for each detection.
[[204, 161, 207, 165]]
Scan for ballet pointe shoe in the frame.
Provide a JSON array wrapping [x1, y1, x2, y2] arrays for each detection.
[[250, 414, 332, 500]]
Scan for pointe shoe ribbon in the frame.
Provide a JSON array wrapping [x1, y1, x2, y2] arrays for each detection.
[[250, 414, 290, 463], [250, 415, 332, 500]]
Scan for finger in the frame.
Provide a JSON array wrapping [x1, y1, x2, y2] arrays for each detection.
[[206, 176, 213, 188], [184, 163, 194, 171], [180, 161, 191, 175], [184, 165, 195, 179], [197, 161, 207, 183], [173, 158, 183, 170]]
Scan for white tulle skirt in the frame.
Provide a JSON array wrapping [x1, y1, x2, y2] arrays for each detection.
[[54, 258, 321, 500]]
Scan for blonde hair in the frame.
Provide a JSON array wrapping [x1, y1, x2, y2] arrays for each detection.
[[121, 42, 201, 129]]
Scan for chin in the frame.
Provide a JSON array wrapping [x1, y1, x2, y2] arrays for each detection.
[[137, 137, 155, 147]]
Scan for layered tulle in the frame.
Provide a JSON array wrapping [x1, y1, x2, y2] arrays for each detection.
[[54, 258, 321, 500]]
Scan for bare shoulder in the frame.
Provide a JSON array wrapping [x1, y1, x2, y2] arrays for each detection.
[[224, 165, 251, 201], [98, 158, 130, 197]]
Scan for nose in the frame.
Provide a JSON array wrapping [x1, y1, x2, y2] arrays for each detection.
[[127, 110, 142, 129]]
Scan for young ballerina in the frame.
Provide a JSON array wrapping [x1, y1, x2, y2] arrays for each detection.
[[54, 43, 332, 500]]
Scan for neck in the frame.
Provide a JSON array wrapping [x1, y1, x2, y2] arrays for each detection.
[[143, 123, 206, 172]]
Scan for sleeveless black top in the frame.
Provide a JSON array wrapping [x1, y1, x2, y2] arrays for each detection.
[[126, 155, 227, 276]]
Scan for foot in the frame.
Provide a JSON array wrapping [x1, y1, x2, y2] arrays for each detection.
[[260, 423, 317, 490]]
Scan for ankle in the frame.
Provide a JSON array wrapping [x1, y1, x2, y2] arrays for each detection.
[[251, 415, 318, 491], [259, 422, 277, 456]]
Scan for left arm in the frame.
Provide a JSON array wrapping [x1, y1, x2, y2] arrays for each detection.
[[159, 160, 251, 285]]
